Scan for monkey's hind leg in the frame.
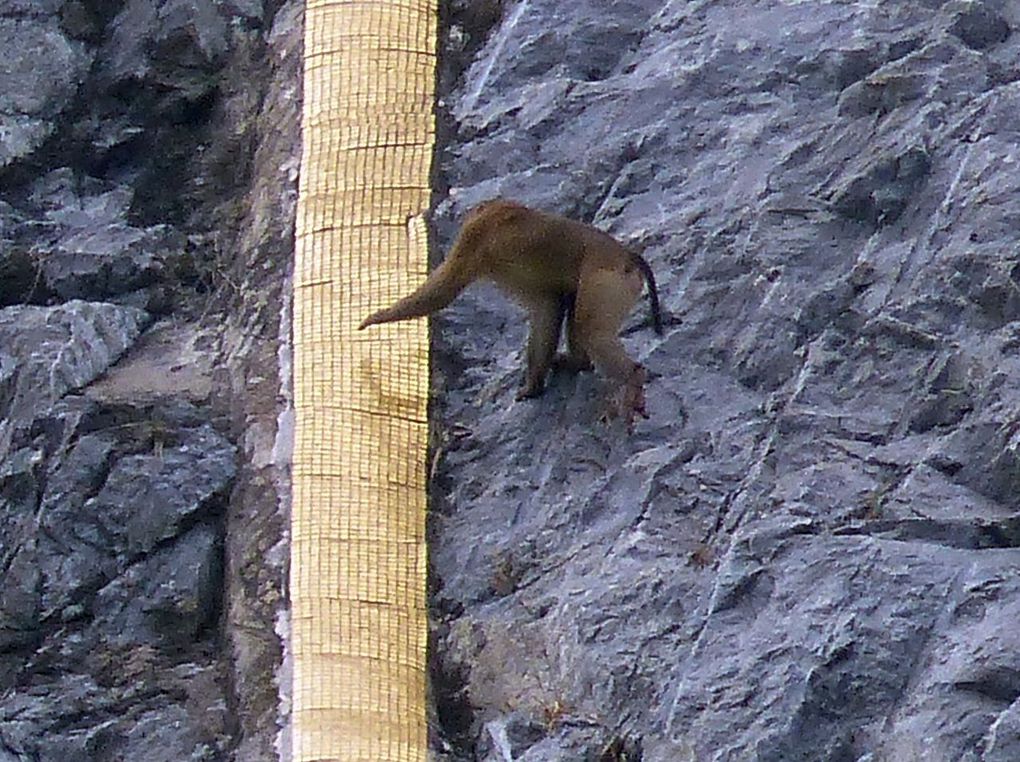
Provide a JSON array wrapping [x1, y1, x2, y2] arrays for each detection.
[[516, 296, 564, 400], [555, 295, 593, 373], [574, 265, 646, 429]]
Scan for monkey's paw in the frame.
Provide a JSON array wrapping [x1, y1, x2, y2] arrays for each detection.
[[601, 366, 649, 432], [515, 379, 545, 401], [620, 368, 650, 432]]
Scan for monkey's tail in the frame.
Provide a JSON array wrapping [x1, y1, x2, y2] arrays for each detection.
[[358, 257, 472, 329], [631, 253, 663, 335]]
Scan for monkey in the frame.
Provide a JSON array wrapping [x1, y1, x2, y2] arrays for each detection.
[[359, 200, 663, 428]]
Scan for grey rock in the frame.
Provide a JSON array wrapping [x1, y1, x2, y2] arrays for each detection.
[[221, 0, 264, 21], [93, 523, 222, 647], [0, 399, 236, 761], [950, 0, 1011, 50], [0, 0, 290, 759], [442, 0, 505, 84], [0, 533, 41, 649], [984, 699, 1020, 761], [0, 300, 149, 457], [831, 145, 932, 226], [83, 703, 224, 762], [0, 16, 91, 166], [211, 3, 303, 760], [100, 0, 228, 90], [0, 250, 38, 309], [91, 0, 232, 160], [0, 200, 33, 307], [24, 170, 183, 302], [32, 418, 236, 617], [428, 0, 1020, 758], [0, 669, 229, 762], [0, 352, 16, 420], [2, 0, 65, 12]]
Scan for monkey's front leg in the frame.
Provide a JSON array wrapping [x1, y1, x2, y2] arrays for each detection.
[[516, 296, 564, 400]]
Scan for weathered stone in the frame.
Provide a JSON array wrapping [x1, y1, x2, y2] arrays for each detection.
[[831, 146, 932, 226], [950, 1, 1011, 50], [0, 399, 236, 760], [0, 0, 291, 759], [0, 668, 230, 762], [0, 15, 91, 166], [22, 170, 183, 302], [5, 0, 1020, 757], [0, 300, 150, 458], [429, 0, 1020, 758], [32, 417, 236, 617], [93, 523, 222, 647], [98, 0, 228, 88]]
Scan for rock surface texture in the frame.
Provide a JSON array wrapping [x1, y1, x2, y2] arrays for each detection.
[[5, 0, 1020, 760], [0, 1, 297, 760], [430, 1, 1020, 760]]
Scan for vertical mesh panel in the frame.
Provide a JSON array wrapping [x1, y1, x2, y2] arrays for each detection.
[[293, 1, 435, 759]]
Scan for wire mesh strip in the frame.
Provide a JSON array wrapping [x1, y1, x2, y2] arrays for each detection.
[[293, 1, 435, 759]]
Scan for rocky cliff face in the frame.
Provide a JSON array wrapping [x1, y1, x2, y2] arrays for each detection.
[[0, 1, 298, 759], [5, 0, 1020, 760], [431, 1, 1020, 760]]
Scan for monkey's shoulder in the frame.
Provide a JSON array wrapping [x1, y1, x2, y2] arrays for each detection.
[[464, 199, 533, 230]]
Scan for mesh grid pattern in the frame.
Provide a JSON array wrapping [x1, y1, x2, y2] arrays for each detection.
[[293, 1, 435, 758]]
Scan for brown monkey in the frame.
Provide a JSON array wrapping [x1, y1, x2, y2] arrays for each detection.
[[359, 200, 663, 427]]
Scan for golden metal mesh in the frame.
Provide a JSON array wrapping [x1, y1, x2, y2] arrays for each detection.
[[292, 1, 435, 759]]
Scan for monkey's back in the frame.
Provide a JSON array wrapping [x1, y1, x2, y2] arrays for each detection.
[[459, 200, 632, 302]]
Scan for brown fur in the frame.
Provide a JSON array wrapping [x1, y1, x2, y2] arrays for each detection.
[[359, 200, 662, 427]]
